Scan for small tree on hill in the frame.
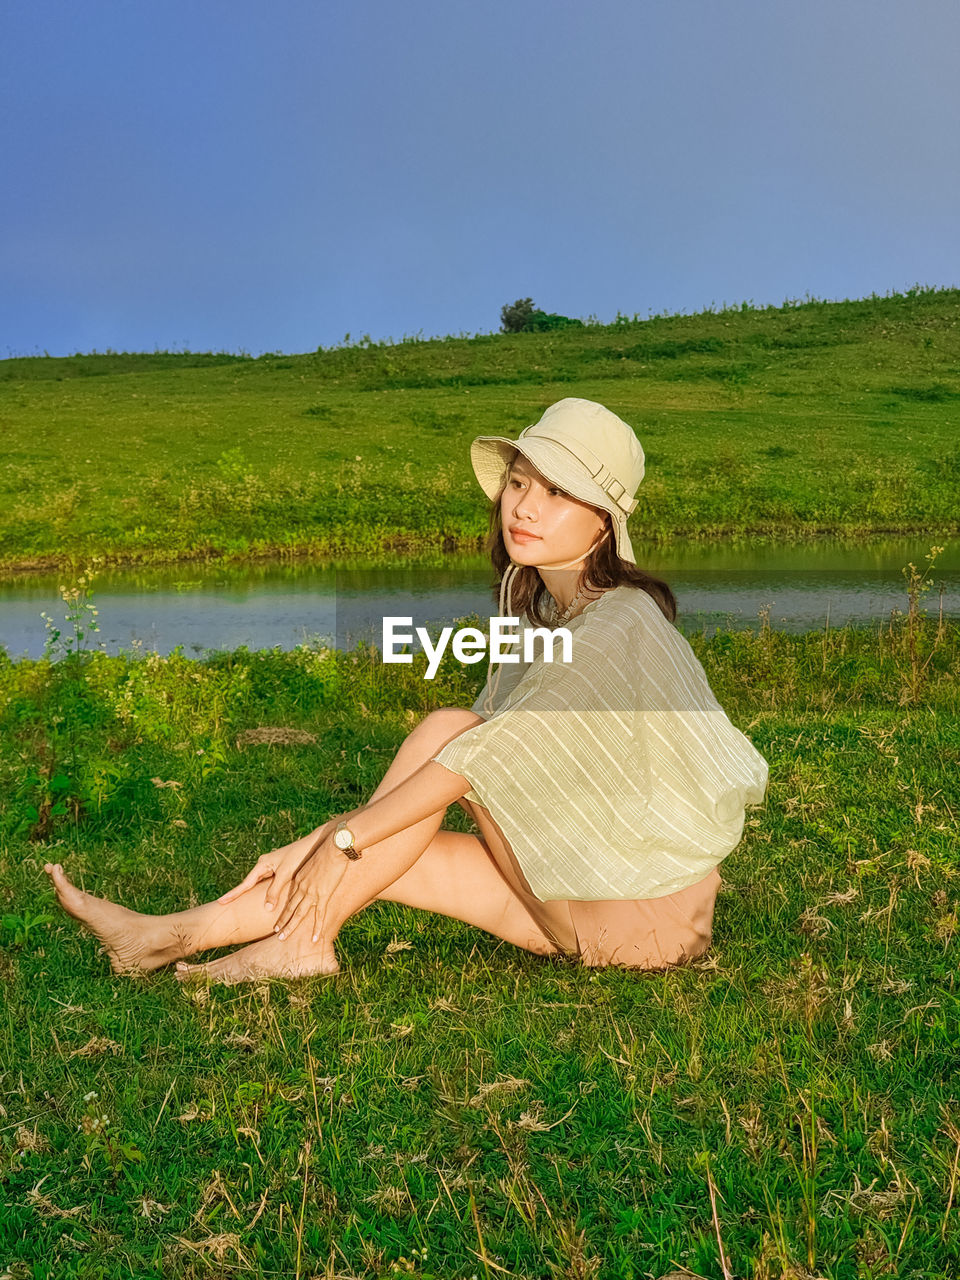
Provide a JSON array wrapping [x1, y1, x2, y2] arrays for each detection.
[[500, 298, 536, 333], [500, 298, 584, 333]]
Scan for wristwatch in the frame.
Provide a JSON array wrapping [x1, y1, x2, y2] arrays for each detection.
[[333, 820, 362, 860]]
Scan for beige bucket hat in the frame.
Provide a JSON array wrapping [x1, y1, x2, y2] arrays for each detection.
[[470, 397, 645, 563]]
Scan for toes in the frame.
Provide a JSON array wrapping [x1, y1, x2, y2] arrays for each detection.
[[46, 865, 72, 903], [45, 865, 89, 917], [47, 864, 71, 893]]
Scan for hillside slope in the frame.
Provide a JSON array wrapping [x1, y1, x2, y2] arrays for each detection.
[[1, 287, 958, 572]]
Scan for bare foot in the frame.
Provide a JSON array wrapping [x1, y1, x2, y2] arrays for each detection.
[[174, 929, 340, 986], [44, 863, 180, 974]]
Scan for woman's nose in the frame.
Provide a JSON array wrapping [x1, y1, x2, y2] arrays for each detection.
[[512, 490, 539, 520]]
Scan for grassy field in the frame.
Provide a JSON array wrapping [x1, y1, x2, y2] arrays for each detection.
[[1, 581, 958, 1277], [2, 286, 960, 574]]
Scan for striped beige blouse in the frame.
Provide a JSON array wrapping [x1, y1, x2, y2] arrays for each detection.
[[431, 583, 769, 902]]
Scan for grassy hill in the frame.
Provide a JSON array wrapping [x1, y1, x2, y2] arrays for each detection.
[[2, 285, 959, 573]]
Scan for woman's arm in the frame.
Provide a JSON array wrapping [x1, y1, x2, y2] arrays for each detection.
[[338, 759, 469, 855], [219, 743, 471, 908], [265, 760, 473, 939]]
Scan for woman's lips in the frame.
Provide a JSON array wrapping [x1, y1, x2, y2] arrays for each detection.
[[509, 527, 540, 543]]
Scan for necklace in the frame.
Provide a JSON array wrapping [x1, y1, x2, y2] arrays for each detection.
[[552, 585, 591, 626]]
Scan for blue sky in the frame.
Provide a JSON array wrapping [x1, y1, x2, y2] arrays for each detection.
[[2, 0, 958, 357]]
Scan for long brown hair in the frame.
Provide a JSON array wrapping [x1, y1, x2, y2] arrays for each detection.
[[484, 450, 678, 626]]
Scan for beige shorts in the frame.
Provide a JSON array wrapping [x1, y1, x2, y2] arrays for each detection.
[[565, 868, 721, 968]]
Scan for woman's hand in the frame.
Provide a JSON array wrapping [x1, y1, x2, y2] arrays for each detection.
[[272, 828, 350, 943], [217, 819, 339, 912]]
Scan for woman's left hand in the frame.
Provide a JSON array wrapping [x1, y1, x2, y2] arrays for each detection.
[[272, 826, 351, 943]]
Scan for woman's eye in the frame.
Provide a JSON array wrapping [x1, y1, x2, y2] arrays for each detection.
[[508, 478, 560, 495]]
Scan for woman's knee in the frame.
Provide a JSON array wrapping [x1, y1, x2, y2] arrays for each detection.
[[413, 706, 485, 751]]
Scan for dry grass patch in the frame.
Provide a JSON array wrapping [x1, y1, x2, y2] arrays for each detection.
[[235, 726, 318, 747]]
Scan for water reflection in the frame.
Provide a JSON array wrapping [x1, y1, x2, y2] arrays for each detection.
[[1, 536, 957, 659]]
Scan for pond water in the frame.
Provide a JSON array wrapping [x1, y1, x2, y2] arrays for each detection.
[[1, 534, 958, 660]]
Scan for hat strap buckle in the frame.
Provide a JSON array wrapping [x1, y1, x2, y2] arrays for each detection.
[[578, 456, 638, 516]]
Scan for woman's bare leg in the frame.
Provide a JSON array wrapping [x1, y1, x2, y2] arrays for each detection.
[[45, 709, 569, 979], [43, 711, 476, 973], [43, 860, 311, 974], [171, 826, 567, 982], [176, 708, 577, 983]]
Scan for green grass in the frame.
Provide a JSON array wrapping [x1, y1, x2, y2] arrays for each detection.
[[2, 285, 960, 573], [1, 598, 959, 1277]]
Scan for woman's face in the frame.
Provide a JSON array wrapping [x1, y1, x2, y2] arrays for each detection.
[[500, 453, 607, 568]]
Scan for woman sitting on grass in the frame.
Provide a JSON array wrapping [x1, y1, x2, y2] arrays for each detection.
[[46, 398, 769, 984]]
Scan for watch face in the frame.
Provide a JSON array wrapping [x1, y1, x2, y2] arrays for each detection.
[[334, 827, 352, 849]]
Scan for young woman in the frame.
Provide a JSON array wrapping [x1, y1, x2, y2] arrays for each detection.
[[45, 398, 769, 983]]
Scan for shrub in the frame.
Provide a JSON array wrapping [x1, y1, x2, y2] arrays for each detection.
[[523, 310, 584, 332]]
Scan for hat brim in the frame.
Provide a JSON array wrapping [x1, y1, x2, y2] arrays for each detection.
[[470, 435, 636, 564]]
